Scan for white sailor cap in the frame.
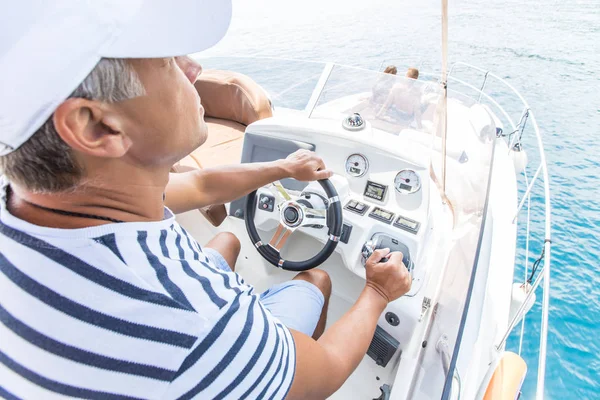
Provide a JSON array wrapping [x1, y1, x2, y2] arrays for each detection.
[[0, 0, 232, 155]]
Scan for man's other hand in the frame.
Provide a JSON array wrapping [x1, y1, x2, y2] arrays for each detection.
[[282, 150, 333, 181], [364, 248, 412, 303], [287, 247, 412, 399]]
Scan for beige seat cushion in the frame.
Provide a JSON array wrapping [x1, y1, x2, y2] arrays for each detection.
[[194, 69, 272, 126], [180, 117, 245, 170]]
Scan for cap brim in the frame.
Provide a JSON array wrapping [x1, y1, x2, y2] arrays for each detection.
[[101, 0, 232, 58]]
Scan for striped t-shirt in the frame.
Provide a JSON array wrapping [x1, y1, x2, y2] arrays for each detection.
[[0, 188, 296, 399]]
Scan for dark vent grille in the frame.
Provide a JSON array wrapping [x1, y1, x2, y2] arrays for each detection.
[[367, 326, 399, 367]]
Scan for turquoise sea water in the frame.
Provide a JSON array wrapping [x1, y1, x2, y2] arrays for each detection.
[[201, 0, 599, 398]]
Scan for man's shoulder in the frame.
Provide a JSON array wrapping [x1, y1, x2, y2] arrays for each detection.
[[0, 223, 208, 397], [0, 218, 207, 331]]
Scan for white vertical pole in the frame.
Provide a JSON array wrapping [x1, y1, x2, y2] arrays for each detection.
[[441, 0, 448, 195]]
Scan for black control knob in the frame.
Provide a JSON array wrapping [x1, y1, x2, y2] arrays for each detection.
[[385, 312, 400, 326]]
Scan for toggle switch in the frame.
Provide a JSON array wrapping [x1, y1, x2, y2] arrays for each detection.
[[258, 193, 275, 212]]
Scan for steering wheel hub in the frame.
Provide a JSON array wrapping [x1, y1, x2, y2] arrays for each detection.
[[282, 204, 302, 227]]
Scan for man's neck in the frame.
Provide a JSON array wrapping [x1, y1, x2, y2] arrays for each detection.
[[6, 168, 170, 229]]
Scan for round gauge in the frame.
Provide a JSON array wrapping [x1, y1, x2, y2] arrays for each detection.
[[345, 154, 369, 177], [394, 169, 421, 194]]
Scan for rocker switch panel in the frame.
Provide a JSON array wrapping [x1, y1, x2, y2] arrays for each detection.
[[344, 200, 369, 216], [258, 194, 275, 212]]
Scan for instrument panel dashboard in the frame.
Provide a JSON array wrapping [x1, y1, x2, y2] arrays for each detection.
[[243, 116, 431, 288], [239, 116, 442, 350]]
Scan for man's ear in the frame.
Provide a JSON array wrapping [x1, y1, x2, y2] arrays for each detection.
[[52, 98, 132, 158]]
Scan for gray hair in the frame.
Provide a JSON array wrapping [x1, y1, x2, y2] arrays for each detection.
[[0, 58, 145, 193]]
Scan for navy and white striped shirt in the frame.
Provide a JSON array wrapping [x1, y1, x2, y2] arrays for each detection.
[[0, 186, 295, 399]]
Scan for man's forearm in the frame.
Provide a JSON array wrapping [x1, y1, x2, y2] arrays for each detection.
[[289, 286, 387, 399], [288, 250, 410, 400], [199, 160, 290, 205], [166, 160, 289, 214], [318, 286, 387, 382]]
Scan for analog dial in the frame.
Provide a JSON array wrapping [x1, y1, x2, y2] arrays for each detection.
[[394, 169, 421, 194], [345, 154, 369, 177]]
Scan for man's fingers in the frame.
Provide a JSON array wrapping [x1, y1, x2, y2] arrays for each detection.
[[383, 251, 404, 266], [315, 169, 333, 180], [315, 157, 327, 171], [369, 248, 391, 264]]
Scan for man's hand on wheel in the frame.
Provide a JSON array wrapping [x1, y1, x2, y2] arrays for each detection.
[[282, 149, 333, 181], [365, 248, 412, 303]]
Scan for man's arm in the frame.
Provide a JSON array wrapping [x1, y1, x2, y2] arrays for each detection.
[[376, 91, 394, 119], [414, 102, 423, 130], [287, 250, 412, 400], [376, 84, 402, 119], [165, 150, 332, 214]]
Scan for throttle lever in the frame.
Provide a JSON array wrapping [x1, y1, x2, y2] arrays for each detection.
[[361, 234, 414, 273], [361, 240, 389, 264]]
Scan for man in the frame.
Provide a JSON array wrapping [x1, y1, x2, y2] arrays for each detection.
[[406, 67, 419, 80], [0, 1, 412, 399], [376, 67, 423, 129]]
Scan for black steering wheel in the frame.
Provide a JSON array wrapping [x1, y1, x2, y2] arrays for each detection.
[[245, 179, 343, 271]]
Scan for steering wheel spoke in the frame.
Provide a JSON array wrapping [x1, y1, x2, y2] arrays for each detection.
[[300, 207, 327, 227], [271, 181, 292, 201], [268, 224, 293, 252]]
